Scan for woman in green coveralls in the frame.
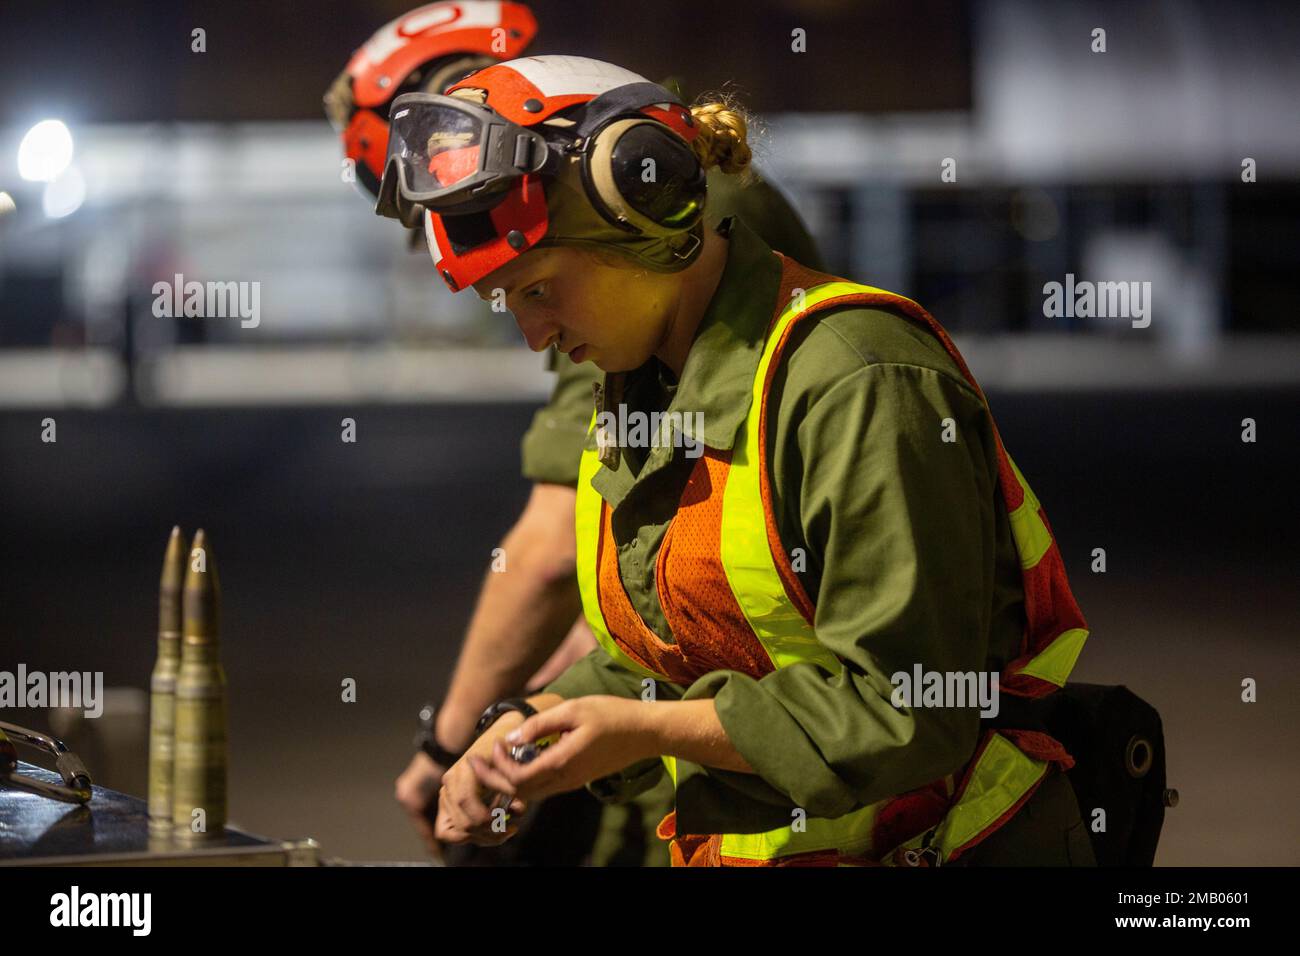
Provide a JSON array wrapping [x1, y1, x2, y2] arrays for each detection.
[[508, 169, 827, 868], [388, 55, 1095, 866], [335, 17, 827, 862]]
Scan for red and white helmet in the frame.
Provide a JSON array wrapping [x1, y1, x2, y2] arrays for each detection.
[[324, 2, 538, 199], [375, 56, 707, 292]]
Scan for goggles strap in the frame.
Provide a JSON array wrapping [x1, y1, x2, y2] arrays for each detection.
[[574, 82, 684, 140]]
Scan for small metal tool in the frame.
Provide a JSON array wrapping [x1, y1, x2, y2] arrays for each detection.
[[0, 720, 94, 804], [487, 735, 556, 814]]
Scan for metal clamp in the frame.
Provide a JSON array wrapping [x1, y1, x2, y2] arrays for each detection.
[[487, 736, 555, 815], [0, 720, 93, 804], [901, 845, 943, 867], [896, 826, 944, 867]]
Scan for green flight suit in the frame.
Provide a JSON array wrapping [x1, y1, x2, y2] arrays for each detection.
[[539, 214, 1094, 866], [518, 170, 825, 867]]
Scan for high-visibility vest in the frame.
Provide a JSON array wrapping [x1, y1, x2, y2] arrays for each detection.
[[574, 254, 1089, 866]]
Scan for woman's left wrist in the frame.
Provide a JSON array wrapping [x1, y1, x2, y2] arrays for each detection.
[[622, 697, 668, 763]]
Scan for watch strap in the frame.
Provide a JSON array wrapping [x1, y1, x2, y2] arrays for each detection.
[[474, 697, 537, 737], [414, 701, 464, 766]]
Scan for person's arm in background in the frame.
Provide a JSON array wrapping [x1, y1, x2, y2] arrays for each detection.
[[395, 350, 600, 853], [394, 483, 583, 852], [437, 351, 604, 748], [436, 483, 586, 747]]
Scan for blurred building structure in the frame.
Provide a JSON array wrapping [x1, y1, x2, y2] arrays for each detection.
[[0, 0, 1296, 409]]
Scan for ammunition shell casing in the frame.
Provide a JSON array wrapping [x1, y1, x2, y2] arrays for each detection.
[[171, 528, 228, 842], [148, 526, 186, 831], [172, 655, 228, 841]]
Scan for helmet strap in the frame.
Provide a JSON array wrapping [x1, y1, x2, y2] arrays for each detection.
[[574, 82, 684, 140]]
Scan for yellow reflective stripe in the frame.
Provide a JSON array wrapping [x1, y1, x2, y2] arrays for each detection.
[[718, 281, 870, 675], [720, 802, 881, 861], [662, 754, 677, 784], [930, 732, 1049, 859], [1018, 627, 1089, 687], [1005, 453, 1053, 570], [704, 280, 926, 862], [718, 770, 955, 862], [574, 410, 667, 682]]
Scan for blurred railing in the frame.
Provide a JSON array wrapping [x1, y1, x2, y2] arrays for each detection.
[[1, 115, 1297, 407], [4, 0, 1300, 410]]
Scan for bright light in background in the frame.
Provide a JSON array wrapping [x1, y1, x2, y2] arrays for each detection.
[[0, 191, 15, 217], [18, 119, 75, 182], [42, 165, 86, 218]]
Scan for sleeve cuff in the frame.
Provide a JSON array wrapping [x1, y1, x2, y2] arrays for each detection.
[[542, 648, 672, 804], [682, 669, 859, 821], [586, 756, 665, 805], [658, 671, 820, 834]]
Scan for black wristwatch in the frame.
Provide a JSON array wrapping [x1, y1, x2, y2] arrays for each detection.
[[474, 697, 537, 737], [413, 701, 464, 767]]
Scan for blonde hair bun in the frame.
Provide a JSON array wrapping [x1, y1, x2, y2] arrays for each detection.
[[688, 99, 753, 176]]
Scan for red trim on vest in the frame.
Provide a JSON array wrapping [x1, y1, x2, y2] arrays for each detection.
[[1001, 728, 1076, 771], [869, 776, 953, 859]]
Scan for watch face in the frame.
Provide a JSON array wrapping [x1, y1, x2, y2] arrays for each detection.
[[508, 735, 553, 764], [509, 742, 541, 764]]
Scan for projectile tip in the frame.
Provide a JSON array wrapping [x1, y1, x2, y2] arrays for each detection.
[[161, 525, 187, 582], [182, 527, 220, 637]]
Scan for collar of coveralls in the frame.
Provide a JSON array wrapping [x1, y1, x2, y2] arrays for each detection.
[[586, 214, 782, 467]]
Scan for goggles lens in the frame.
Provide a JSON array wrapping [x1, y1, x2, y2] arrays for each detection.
[[388, 102, 487, 195], [377, 94, 554, 223]]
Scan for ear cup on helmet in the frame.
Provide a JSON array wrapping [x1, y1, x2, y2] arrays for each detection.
[[582, 118, 706, 238]]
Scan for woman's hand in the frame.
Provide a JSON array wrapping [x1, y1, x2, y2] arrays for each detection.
[[433, 711, 530, 847], [474, 695, 657, 803]]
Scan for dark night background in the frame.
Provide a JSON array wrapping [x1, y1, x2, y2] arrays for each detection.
[[0, 0, 971, 123]]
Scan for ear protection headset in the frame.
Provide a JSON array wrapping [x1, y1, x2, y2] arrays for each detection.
[[567, 82, 708, 240], [377, 56, 711, 291]]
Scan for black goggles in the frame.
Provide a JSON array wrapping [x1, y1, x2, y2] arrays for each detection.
[[374, 93, 558, 227], [374, 82, 687, 228]]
